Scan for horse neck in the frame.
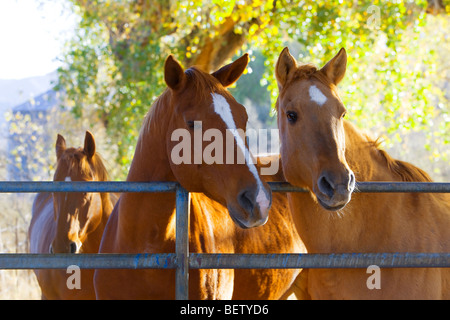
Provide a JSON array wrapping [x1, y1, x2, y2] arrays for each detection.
[[127, 91, 175, 183], [116, 93, 178, 251]]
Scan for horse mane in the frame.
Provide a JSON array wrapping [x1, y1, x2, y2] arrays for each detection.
[[89, 153, 109, 181], [369, 138, 433, 182]]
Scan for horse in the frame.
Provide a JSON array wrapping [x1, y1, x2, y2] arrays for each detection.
[[94, 54, 307, 299], [28, 131, 117, 299], [274, 47, 450, 299]]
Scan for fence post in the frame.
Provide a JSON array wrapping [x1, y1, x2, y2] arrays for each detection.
[[175, 185, 190, 300]]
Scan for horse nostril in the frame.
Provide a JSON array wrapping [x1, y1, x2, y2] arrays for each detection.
[[318, 175, 335, 198], [238, 190, 255, 213], [69, 242, 78, 254]]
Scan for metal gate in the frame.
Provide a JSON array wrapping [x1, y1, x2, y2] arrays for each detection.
[[0, 181, 449, 299]]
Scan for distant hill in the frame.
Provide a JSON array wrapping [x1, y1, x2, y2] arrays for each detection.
[[0, 72, 57, 110], [0, 71, 57, 147]]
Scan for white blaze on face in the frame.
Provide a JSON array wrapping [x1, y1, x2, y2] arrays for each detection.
[[309, 84, 327, 106], [211, 93, 270, 213]]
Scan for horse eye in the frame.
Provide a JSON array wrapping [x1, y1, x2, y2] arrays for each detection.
[[286, 111, 298, 123]]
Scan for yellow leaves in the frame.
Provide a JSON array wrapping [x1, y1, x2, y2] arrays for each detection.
[[252, 0, 263, 7], [271, 25, 279, 36], [249, 24, 259, 36], [185, 44, 198, 59]]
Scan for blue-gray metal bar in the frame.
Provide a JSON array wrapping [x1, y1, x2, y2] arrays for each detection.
[[0, 181, 178, 193], [0, 253, 177, 269], [0, 253, 448, 270], [268, 181, 450, 193], [189, 253, 450, 269], [353, 182, 450, 193], [0, 181, 449, 194], [175, 186, 190, 300]]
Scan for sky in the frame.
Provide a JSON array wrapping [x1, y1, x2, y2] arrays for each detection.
[[0, 0, 77, 79]]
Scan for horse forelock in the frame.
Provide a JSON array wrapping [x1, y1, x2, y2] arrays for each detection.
[[185, 67, 225, 99], [139, 66, 228, 141], [277, 64, 335, 103], [54, 148, 109, 182]]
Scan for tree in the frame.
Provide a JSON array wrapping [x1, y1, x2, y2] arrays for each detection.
[[55, 0, 449, 179]]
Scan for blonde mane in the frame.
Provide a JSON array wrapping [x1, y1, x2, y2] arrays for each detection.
[[343, 121, 433, 183], [370, 138, 433, 182]]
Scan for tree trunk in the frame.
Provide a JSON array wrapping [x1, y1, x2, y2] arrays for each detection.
[[426, 0, 446, 15]]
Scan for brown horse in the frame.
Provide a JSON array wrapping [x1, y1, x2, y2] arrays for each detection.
[[28, 131, 117, 299], [275, 47, 450, 299], [94, 54, 306, 299]]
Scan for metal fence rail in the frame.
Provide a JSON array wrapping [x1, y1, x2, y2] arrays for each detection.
[[1, 181, 450, 193], [1, 252, 448, 270], [0, 181, 449, 300]]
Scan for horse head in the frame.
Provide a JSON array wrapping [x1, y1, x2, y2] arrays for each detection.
[[50, 131, 109, 253], [164, 54, 271, 228], [275, 47, 355, 211]]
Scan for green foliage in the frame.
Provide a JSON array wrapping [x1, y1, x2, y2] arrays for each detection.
[[55, 0, 449, 179]]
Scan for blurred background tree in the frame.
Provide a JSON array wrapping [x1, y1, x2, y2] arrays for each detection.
[[55, 0, 449, 180]]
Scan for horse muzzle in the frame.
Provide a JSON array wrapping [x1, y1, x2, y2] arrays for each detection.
[[314, 170, 355, 211], [227, 185, 271, 229]]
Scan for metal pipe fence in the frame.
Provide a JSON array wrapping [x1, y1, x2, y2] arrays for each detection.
[[0, 181, 449, 300]]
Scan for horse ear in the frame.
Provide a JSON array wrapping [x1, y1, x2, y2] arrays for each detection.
[[84, 130, 96, 159], [320, 48, 347, 86], [212, 53, 249, 88], [164, 55, 186, 91], [275, 47, 297, 91], [56, 134, 66, 160]]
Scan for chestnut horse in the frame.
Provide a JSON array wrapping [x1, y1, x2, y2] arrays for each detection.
[[275, 47, 450, 299], [28, 131, 117, 299], [94, 54, 307, 299]]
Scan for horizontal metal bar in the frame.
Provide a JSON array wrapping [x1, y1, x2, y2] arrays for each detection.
[[268, 182, 308, 192], [354, 182, 450, 193], [189, 253, 450, 269], [0, 181, 178, 193], [0, 181, 448, 193], [0, 253, 177, 269], [1, 253, 448, 270], [268, 181, 450, 193]]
